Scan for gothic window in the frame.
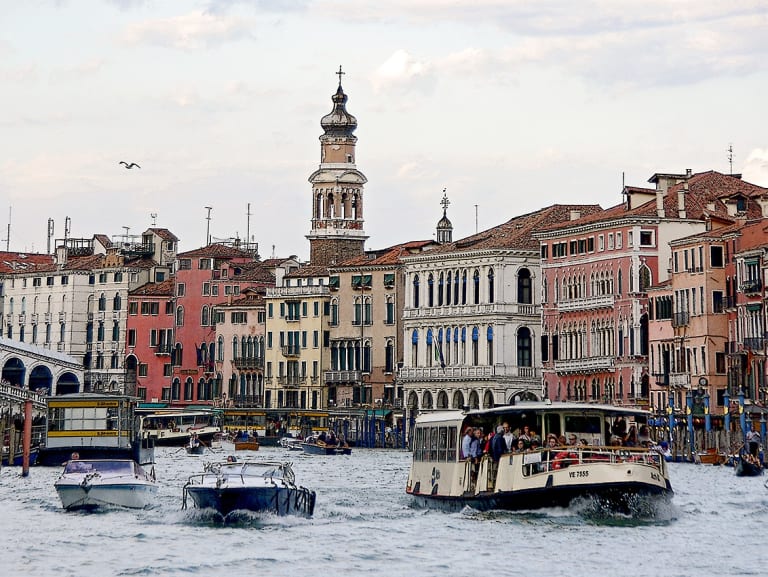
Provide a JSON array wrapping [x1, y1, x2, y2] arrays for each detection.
[[98, 293, 106, 311], [446, 271, 452, 304], [113, 293, 121, 311], [487, 326, 494, 365], [429, 274, 435, 307], [218, 336, 224, 362], [518, 327, 532, 367], [462, 271, 467, 304], [454, 270, 460, 305], [201, 305, 210, 326], [411, 329, 419, 366], [471, 326, 479, 366], [488, 269, 495, 303], [413, 275, 420, 308], [315, 193, 322, 219], [437, 273, 443, 306], [639, 265, 651, 292], [473, 270, 480, 304], [518, 268, 532, 304]]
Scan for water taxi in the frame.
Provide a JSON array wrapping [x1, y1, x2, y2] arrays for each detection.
[[55, 458, 157, 510], [406, 402, 672, 512], [182, 459, 316, 519], [138, 410, 221, 446], [38, 393, 154, 466]]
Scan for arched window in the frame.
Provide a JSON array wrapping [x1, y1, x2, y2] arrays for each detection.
[[411, 329, 419, 366], [97, 321, 105, 341], [385, 339, 394, 373], [471, 326, 479, 365], [232, 336, 239, 359], [461, 271, 467, 304], [413, 275, 420, 308], [201, 305, 209, 326], [21, 296, 26, 313], [488, 268, 495, 303], [446, 271, 452, 304], [518, 268, 532, 304], [113, 293, 121, 311], [487, 326, 494, 365], [454, 270, 460, 305], [473, 270, 480, 304], [436, 273, 442, 306], [112, 321, 119, 341], [639, 265, 651, 292], [176, 306, 184, 326], [217, 336, 224, 362], [98, 293, 106, 311], [315, 193, 322, 219], [428, 274, 435, 307], [518, 327, 532, 367]]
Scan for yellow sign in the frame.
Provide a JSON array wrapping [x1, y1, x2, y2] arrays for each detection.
[[47, 430, 127, 437], [49, 400, 120, 408]]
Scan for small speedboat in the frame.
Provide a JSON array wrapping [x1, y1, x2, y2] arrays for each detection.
[[55, 459, 157, 510], [185, 444, 206, 455], [182, 460, 315, 519], [279, 437, 303, 451], [301, 436, 351, 455]]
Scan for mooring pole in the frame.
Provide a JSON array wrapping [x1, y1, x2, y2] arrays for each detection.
[[22, 399, 32, 477]]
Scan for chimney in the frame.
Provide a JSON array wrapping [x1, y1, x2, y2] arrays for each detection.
[[656, 188, 666, 218], [678, 181, 687, 219], [55, 245, 68, 267], [569, 209, 581, 221]]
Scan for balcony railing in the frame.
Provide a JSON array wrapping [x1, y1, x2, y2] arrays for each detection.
[[668, 372, 691, 388], [557, 294, 615, 312], [553, 356, 615, 373], [278, 375, 304, 388], [281, 346, 301, 358], [232, 357, 264, 370], [398, 364, 540, 382], [402, 302, 540, 319], [743, 337, 767, 351], [154, 344, 173, 355], [672, 311, 690, 327], [741, 280, 762, 294], [324, 370, 362, 384]]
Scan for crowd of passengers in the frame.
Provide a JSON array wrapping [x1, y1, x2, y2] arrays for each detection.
[[460, 418, 659, 486]]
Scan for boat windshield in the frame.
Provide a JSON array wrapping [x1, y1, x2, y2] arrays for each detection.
[[64, 460, 134, 475]]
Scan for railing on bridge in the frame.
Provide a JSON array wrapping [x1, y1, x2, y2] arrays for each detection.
[[0, 382, 48, 409]]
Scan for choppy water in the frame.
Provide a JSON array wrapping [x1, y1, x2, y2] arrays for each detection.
[[2, 447, 767, 577]]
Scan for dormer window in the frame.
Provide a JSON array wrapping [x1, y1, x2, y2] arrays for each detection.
[[736, 197, 747, 212]]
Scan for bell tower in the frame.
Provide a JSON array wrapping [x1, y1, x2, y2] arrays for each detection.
[[307, 67, 368, 267]]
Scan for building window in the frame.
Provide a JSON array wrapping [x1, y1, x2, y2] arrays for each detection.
[[412, 275, 420, 308], [139, 363, 148, 377], [517, 327, 532, 367], [518, 268, 532, 304], [177, 283, 185, 297], [710, 246, 724, 268]]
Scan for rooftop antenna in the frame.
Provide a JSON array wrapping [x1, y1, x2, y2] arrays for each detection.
[[246, 203, 252, 249], [47, 218, 54, 254], [122, 226, 130, 244], [64, 216, 71, 241], [474, 204, 478, 234], [272, 244, 276, 259], [150, 213, 157, 227], [2, 206, 10, 251], [204, 206, 213, 246], [727, 144, 734, 175]]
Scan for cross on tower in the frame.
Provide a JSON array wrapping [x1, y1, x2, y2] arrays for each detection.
[[440, 189, 450, 213], [336, 65, 345, 86]]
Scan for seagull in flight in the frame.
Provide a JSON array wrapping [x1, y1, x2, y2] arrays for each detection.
[[119, 161, 141, 169]]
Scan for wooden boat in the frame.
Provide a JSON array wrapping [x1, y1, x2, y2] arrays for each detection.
[[55, 459, 157, 510], [234, 439, 260, 451], [301, 436, 351, 455], [279, 437, 304, 451], [697, 448, 727, 465], [182, 459, 315, 518], [185, 444, 206, 455], [2, 445, 39, 467], [406, 402, 672, 512]]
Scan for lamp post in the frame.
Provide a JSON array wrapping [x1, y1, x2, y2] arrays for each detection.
[[739, 387, 746, 443], [686, 389, 694, 460], [703, 390, 711, 433], [724, 389, 731, 432]]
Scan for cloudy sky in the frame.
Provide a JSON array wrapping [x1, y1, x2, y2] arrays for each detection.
[[1, 1, 767, 260]]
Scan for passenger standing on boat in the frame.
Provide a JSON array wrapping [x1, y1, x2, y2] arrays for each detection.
[[502, 422, 515, 452], [515, 438, 526, 453], [518, 425, 531, 446], [611, 416, 628, 439], [189, 433, 200, 449], [491, 426, 506, 461], [469, 428, 484, 486], [461, 426, 474, 460], [746, 428, 761, 457], [568, 434, 578, 446]]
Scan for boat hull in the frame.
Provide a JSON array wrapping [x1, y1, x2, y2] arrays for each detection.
[[301, 442, 351, 455], [234, 441, 260, 451], [55, 482, 157, 510], [2, 447, 39, 467], [735, 459, 764, 477], [185, 485, 315, 517], [408, 480, 672, 513], [185, 445, 206, 455]]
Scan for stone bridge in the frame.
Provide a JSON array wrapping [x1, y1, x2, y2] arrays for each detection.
[[0, 337, 83, 397]]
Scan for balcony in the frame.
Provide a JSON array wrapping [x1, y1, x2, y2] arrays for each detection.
[[56, 342, 66, 352], [557, 294, 615, 312], [553, 356, 615, 374], [741, 280, 762, 294], [278, 375, 304, 388], [672, 311, 689, 327], [155, 344, 173, 356], [281, 345, 301, 358], [266, 285, 329, 298], [232, 357, 264, 370], [402, 302, 540, 320], [324, 370, 362, 384], [398, 364, 540, 382], [668, 372, 691, 388], [285, 315, 301, 323], [743, 337, 767, 351]]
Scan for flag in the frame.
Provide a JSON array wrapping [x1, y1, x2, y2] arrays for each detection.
[[435, 340, 445, 369]]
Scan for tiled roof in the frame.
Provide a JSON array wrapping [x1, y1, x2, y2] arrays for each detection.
[[0, 251, 54, 274], [431, 204, 603, 253], [177, 243, 254, 259], [335, 240, 436, 267], [94, 234, 113, 248], [220, 287, 267, 308], [146, 228, 179, 242], [130, 279, 175, 296], [541, 171, 768, 233], [229, 261, 276, 284], [284, 264, 330, 278], [261, 257, 298, 267]]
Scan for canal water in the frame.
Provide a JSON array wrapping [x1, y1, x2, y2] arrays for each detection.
[[2, 447, 767, 577]]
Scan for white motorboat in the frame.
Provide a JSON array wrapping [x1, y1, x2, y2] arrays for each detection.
[[406, 402, 673, 512], [183, 459, 316, 519], [55, 459, 157, 510]]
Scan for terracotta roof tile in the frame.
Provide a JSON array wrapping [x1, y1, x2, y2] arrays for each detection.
[[0, 252, 54, 274], [177, 243, 255, 259], [130, 279, 175, 296], [335, 240, 436, 268]]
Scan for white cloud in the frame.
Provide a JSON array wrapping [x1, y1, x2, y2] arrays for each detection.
[[371, 50, 434, 95], [742, 148, 768, 187], [122, 11, 255, 50]]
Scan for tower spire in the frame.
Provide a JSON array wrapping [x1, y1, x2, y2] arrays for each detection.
[[436, 189, 453, 244]]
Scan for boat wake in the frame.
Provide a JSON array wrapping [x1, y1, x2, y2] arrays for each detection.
[[569, 493, 678, 525]]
